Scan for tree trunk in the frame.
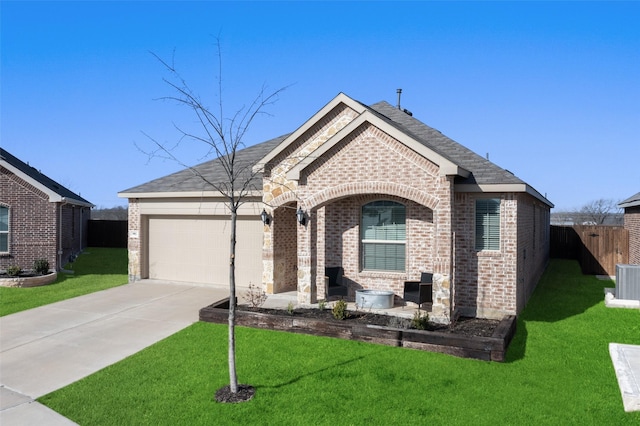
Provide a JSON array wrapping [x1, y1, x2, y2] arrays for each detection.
[[228, 207, 238, 393]]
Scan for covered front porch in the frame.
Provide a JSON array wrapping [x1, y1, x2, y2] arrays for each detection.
[[258, 289, 434, 321], [261, 193, 453, 324]]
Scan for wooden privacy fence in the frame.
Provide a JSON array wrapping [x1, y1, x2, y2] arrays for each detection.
[[88, 220, 128, 248], [551, 225, 629, 276]]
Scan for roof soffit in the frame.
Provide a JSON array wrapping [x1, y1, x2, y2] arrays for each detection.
[[285, 110, 469, 181], [619, 192, 640, 208]]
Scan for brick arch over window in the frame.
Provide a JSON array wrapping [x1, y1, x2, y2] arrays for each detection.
[[304, 182, 439, 211]]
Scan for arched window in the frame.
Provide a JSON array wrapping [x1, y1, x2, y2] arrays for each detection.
[[361, 201, 406, 271], [0, 205, 9, 253]]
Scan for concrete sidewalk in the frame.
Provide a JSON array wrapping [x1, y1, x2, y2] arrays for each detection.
[[0, 281, 228, 425], [610, 343, 640, 412]]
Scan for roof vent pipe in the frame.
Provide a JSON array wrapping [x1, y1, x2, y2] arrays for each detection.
[[396, 88, 402, 109]]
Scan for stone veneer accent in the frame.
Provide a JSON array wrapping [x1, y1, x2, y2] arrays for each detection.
[[0, 272, 58, 287], [262, 104, 455, 323], [127, 198, 141, 282]]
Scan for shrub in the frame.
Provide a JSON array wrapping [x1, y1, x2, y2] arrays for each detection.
[[34, 259, 50, 275], [6, 265, 22, 276], [332, 299, 348, 320], [241, 282, 268, 308], [388, 316, 410, 329], [286, 301, 295, 315], [411, 311, 429, 330], [318, 300, 327, 310]]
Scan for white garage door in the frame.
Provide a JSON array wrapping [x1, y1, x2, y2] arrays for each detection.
[[147, 216, 263, 287]]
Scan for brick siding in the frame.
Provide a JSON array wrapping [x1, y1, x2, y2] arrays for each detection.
[[453, 192, 549, 318], [1, 166, 89, 272], [624, 206, 640, 264], [261, 104, 552, 320], [264, 108, 456, 321]]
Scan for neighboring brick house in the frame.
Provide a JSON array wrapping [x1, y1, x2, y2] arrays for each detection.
[[120, 93, 552, 323], [619, 192, 640, 265], [1, 148, 93, 272]]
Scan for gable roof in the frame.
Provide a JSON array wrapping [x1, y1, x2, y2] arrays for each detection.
[[283, 108, 469, 180], [367, 101, 522, 186], [619, 192, 640, 209], [1, 148, 93, 207], [119, 134, 289, 197], [120, 93, 552, 207]]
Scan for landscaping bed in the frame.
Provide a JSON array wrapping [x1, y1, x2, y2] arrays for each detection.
[[0, 272, 58, 288], [200, 299, 516, 362]]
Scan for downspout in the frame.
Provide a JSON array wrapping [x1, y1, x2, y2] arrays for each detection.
[[450, 231, 456, 323], [79, 207, 83, 252], [79, 206, 84, 253], [58, 201, 68, 271]]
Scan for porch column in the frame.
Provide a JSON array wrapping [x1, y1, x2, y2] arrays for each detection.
[[431, 176, 455, 323], [262, 209, 274, 294], [296, 206, 315, 305]]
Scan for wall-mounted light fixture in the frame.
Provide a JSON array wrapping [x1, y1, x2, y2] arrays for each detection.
[[296, 207, 306, 226], [261, 209, 270, 225]]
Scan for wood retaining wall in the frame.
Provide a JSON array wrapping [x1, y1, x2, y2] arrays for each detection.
[[200, 299, 516, 362]]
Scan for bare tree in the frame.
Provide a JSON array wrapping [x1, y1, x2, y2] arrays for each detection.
[[143, 45, 287, 403], [579, 198, 621, 225], [91, 206, 128, 220]]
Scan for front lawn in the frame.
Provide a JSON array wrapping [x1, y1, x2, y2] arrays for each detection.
[[39, 260, 640, 424], [0, 247, 127, 316]]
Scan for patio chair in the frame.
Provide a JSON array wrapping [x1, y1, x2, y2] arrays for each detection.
[[325, 266, 348, 297], [403, 272, 433, 308]]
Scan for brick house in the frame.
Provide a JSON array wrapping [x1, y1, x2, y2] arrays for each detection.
[[619, 192, 640, 265], [1, 148, 93, 272], [119, 93, 552, 323]]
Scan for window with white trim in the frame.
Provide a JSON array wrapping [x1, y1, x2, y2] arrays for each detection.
[[475, 198, 500, 251], [0, 206, 9, 253], [361, 201, 406, 271]]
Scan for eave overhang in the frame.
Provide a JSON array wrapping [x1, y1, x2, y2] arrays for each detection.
[[117, 190, 263, 199], [1, 161, 94, 208], [455, 183, 554, 208]]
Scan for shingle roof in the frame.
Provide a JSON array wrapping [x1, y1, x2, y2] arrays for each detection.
[[1, 148, 93, 206], [367, 101, 525, 186], [120, 134, 289, 194], [619, 192, 640, 208], [121, 96, 532, 195]]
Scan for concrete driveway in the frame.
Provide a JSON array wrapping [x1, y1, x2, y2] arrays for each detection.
[[0, 281, 228, 425]]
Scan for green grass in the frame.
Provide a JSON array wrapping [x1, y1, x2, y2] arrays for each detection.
[[0, 247, 127, 316], [39, 260, 640, 424]]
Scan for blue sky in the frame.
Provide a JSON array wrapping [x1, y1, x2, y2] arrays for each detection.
[[2, 1, 638, 210]]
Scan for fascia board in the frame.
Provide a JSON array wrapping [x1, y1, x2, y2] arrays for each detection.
[[286, 110, 468, 181], [117, 190, 263, 199], [61, 198, 95, 208], [619, 199, 640, 208], [455, 183, 554, 208], [2, 161, 63, 202], [252, 93, 367, 173]]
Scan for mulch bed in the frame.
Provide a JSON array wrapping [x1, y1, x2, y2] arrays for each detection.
[[201, 299, 516, 362], [215, 384, 256, 403], [245, 306, 500, 337]]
